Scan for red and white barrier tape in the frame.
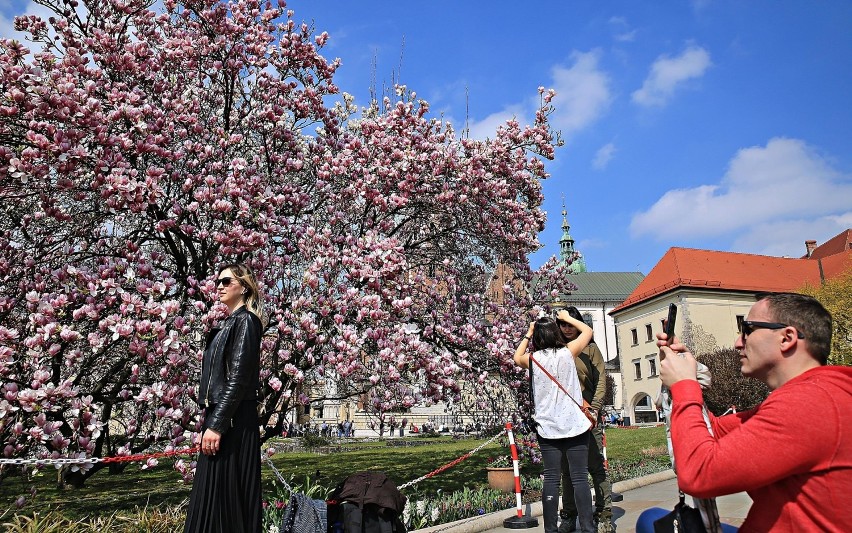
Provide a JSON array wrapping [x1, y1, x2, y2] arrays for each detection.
[[0, 429, 510, 493], [0, 446, 200, 467], [397, 430, 504, 490]]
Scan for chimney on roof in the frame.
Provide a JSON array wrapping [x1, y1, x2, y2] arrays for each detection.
[[805, 239, 817, 258]]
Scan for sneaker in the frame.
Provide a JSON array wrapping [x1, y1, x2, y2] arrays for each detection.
[[558, 517, 578, 533]]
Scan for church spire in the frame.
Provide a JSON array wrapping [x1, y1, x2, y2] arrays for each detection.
[[559, 195, 587, 273]]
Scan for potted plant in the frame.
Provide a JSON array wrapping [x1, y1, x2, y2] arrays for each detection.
[[485, 456, 516, 493]]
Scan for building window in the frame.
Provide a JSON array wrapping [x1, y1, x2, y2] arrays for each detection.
[[648, 358, 657, 376], [634, 394, 659, 423], [645, 324, 653, 342], [631, 328, 638, 345], [736, 315, 745, 334], [582, 312, 593, 325], [633, 360, 642, 380], [636, 394, 653, 409]]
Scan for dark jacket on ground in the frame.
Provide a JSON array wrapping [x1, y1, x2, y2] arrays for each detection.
[[331, 471, 407, 514]]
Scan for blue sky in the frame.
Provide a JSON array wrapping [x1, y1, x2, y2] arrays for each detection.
[[3, 0, 851, 274]]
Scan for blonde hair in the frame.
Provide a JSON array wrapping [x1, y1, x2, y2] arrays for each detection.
[[217, 262, 267, 327]]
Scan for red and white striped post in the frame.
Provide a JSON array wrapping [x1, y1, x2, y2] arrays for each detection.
[[502, 422, 539, 529], [602, 419, 623, 503]]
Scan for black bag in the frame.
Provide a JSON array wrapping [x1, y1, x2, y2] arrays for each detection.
[[653, 492, 707, 533], [340, 502, 405, 533], [280, 492, 327, 533], [329, 472, 407, 533]]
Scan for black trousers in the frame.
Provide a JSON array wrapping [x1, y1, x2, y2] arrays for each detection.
[[538, 432, 594, 533], [184, 401, 262, 533]]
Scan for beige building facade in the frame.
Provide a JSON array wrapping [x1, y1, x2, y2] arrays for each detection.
[[611, 232, 851, 425], [613, 290, 754, 424]]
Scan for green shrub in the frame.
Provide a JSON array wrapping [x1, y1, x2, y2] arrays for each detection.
[[300, 433, 333, 449]]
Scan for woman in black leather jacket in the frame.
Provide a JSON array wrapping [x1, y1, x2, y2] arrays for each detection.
[[185, 263, 264, 533]]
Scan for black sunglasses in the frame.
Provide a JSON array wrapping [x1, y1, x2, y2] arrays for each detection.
[[741, 320, 805, 339], [215, 276, 236, 287]]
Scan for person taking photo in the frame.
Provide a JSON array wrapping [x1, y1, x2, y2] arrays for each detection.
[[515, 310, 596, 533]]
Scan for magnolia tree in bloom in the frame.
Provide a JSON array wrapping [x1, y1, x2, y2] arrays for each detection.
[[0, 0, 570, 485]]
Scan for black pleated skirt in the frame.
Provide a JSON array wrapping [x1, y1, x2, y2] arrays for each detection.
[[184, 401, 262, 533]]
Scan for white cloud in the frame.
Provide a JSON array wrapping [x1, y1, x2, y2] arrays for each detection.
[[465, 105, 526, 141], [0, 0, 28, 42], [608, 17, 637, 42], [577, 238, 606, 250], [632, 45, 711, 107], [615, 30, 637, 43], [1, 1, 169, 52], [1, 1, 62, 37], [592, 142, 616, 170], [730, 213, 852, 258], [0, 11, 14, 42], [548, 50, 612, 137], [630, 138, 852, 244], [465, 50, 611, 142]]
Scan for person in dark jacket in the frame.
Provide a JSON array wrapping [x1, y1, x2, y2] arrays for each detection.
[[185, 263, 265, 533]]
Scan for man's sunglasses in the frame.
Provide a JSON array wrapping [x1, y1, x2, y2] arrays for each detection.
[[215, 276, 236, 287], [740, 320, 805, 339]]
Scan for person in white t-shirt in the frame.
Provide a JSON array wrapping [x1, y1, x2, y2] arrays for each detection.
[[514, 311, 595, 533]]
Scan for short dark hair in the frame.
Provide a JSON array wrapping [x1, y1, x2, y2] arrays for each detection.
[[562, 306, 584, 323], [756, 292, 832, 365], [532, 316, 569, 351], [556, 306, 595, 344]]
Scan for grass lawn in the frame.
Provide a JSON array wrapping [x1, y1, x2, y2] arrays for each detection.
[[0, 426, 668, 522], [605, 425, 668, 461]]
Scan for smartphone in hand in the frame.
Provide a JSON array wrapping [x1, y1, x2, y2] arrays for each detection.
[[664, 303, 677, 339]]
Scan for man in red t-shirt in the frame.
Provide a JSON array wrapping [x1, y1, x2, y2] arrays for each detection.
[[655, 292, 851, 532]]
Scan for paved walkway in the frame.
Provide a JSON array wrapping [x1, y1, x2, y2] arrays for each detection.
[[602, 475, 750, 532], [417, 470, 752, 533]]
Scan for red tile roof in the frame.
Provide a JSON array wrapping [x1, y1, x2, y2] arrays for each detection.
[[612, 230, 852, 313], [806, 229, 852, 260], [818, 248, 852, 280]]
